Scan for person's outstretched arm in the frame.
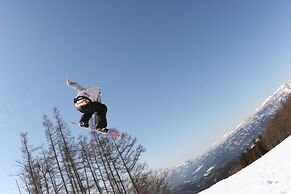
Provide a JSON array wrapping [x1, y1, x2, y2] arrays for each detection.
[[66, 77, 84, 91]]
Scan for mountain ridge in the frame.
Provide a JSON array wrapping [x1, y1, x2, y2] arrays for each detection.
[[168, 81, 291, 193], [199, 133, 291, 193]]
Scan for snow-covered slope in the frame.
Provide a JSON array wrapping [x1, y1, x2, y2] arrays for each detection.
[[169, 81, 291, 193], [199, 135, 291, 194]]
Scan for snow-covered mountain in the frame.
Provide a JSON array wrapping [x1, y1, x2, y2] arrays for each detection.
[[168, 81, 291, 193], [199, 133, 291, 194]]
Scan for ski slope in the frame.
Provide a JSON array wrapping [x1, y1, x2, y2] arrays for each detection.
[[199, 135, 291, 194], [169, 81, 291, 191]]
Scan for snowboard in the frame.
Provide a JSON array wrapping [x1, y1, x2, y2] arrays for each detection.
[[71, 122, 121, 137]]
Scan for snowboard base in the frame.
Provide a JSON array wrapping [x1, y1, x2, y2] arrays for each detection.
[[71, 122, 121, 137]]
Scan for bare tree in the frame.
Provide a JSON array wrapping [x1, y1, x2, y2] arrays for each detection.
[[17, 108, 171, 194], [43, 115, 69, 194], [16, 179, 23, 194], [110, 132, 146, 193], [79, 137, 103, 193], [42, 150, 59, 194], [89, 137, 112, 193], [93, 132, 123, 193], [141, 170, 171, 194], [18, 133, 42, 194], [53, 107, 85, 194]]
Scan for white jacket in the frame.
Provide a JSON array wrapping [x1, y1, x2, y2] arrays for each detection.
[[67, 79, 102, 102]]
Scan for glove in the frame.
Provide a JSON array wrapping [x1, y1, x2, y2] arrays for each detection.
[[66, 77, 72, 86]]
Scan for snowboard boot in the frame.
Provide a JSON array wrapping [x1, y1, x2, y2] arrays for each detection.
[[79, 121, 89, 128], [95, 126, 109, 133]]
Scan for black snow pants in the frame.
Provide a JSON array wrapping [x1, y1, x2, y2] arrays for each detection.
[[78, 101, 108, 128]]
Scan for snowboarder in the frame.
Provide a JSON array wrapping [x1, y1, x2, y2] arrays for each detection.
[[66, 78, 109, 133]]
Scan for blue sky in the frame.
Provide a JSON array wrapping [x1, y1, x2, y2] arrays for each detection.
[[1, 0, 291, 193]]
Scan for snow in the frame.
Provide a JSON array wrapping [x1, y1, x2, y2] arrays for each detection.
[[199, 135, 291, 194], [204, 166, 216, 176], [255, 96, 272, 113], [169, 81, 291, 190], [194, 165, 203, 173], [212, 122, 246, 147]]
